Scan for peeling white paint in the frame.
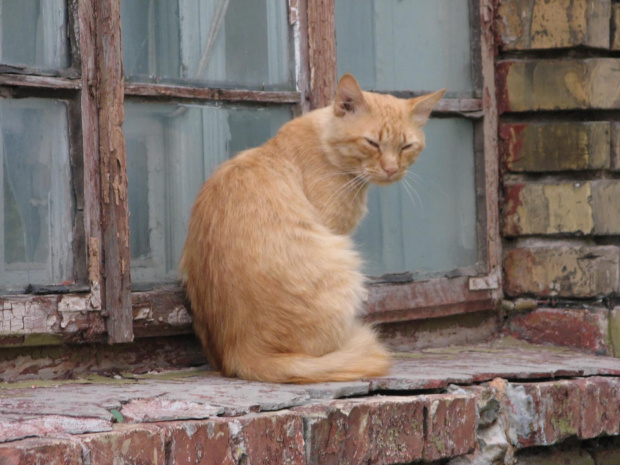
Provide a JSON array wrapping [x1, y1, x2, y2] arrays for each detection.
[[504, 383, 537, 447], [167, 306, 192, 326], [134, 306, 153, 321], [58, 294, 93, 312]]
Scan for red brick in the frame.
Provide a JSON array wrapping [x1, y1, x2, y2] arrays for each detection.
[[165, 420, 234, 465], [0, 438, 81, 465], [229, 411, 305, 465], [506, 307, 610, 355], [575, 377, 620, 438], [504, 380, 581, 448], [301, 396, 425, 465], [80, 424, 165, 465], [422, 394, 477, 461]]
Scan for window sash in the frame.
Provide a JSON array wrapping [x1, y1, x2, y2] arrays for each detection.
[[0, 0, 500, 347]]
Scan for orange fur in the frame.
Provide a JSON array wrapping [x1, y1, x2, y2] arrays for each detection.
[[179, 74, 445, 383]]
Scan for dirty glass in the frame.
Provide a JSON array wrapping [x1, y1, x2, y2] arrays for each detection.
[[0, 98, 73, 292], [336, 0, 473, 96], [354, 119, 478, 278], [336, 0, 478, 278], [0, 0, 69, 70], [123, 101, 292, 283], [121, 0, 292, 90]]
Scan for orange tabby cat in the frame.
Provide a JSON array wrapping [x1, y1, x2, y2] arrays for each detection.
[[180, 74, 445, 383]]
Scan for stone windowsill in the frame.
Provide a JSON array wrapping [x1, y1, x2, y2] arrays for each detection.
[[1, 337, 620, 464]]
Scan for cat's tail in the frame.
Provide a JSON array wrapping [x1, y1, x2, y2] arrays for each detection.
[[233, 325, 391, 384]]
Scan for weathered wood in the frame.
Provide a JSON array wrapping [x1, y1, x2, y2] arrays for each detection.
[[0, 335, 204, 383], [95, 0, 133, 343], [67, 0, 81, 75], [469, 0, 483, 97], [131, 287, 193, 338], [307, 0, 336, 109], [0, 74, 81, 90], [365, 276, 495, 324], [289, 0, 311, 114], [381, 94, 483, 115], [479, 0, 502, 290], [0, 293, 106, 346], [78, 0, 104, 315], [124, 83, 301, 104], [67, 98, 89, 289]]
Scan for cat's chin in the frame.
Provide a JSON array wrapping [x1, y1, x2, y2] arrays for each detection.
[[371, 174, 405, 186]]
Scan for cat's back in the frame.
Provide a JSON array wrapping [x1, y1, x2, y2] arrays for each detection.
[[190, 112, 324, 224]]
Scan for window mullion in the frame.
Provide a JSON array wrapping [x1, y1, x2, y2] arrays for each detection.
[[306, 0, 336, 109], [91, 0, 133, 343]]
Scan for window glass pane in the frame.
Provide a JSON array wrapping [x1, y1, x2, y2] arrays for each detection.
[[0, 0, 69, 70], [0, 98, 73, 292], [336, 0, 473, 95], [121, 0, 292, 90], [354, 118, 478, 278], [124, 101, 292, 283]]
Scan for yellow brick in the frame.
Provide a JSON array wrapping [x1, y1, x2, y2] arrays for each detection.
[[504, 246, 620, 297], [613, 3, 620, 50], [501, 122, 610, 172], [503, 182, 594, 235], [499, 0, 611, 50], [592, 181, 620, 234], [499, 59, 620, 112]]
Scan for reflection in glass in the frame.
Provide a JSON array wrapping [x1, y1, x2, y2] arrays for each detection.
[[336, 0, 473, 95], [354, 119, 478, 278], [0, 99, 73, 291], [0, 0, 69, 70], [121, 0, 292, 90], [124, 101, 292, 283]]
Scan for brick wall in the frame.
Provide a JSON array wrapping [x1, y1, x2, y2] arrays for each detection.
[[495, 0, 620, 356]]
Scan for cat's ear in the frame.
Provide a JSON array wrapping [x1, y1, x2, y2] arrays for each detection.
[[408, 89, 446, 127], [334, 73, 368, 117]]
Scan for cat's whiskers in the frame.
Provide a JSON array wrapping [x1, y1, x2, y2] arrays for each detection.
[[322, 173, 367, 213], [312, 170, 360, 184], [351, 175, 369, 203], [401, 177, 425, 214], [405, 171, 449, 202], [400, 179, 419, 209]]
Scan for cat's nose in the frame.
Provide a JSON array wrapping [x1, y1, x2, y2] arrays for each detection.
[[384, 166, 398, 179]]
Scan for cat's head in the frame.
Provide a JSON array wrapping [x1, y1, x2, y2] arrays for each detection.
[[323, 73, 445, 186]]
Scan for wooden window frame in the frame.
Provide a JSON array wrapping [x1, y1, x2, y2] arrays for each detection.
[[0, 0, 500, 348]]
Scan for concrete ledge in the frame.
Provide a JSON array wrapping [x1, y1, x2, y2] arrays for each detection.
[[1, 339, 619, 464]]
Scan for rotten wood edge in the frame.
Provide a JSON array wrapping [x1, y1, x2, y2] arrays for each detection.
[[79, 0, 104, 314], [0, 277, 495, 347], [124, 83, 301, 105], [365, 276, 495, 324], [0, 74, 81, 90], [290, 0, 312, 114], [95, 0, 133, 343]]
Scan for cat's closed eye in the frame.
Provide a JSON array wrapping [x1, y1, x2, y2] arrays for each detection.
[[364, 137, 380, 149], [401, 142, 420, 152]]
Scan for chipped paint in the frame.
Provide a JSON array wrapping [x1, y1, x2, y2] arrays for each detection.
[[167, 306, 192, 327]]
